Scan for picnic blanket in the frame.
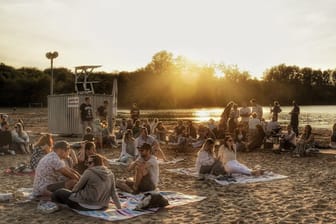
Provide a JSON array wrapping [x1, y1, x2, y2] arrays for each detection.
[[108, 158, 185, 166], [14, 188, 205, 221], [73, 191, 205, 222], [166, 167, 288, 185]]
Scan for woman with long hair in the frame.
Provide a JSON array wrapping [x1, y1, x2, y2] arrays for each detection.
[[195, 138, 225, 179], [12, 122, 30, 154], [218, 136, 264, 176], [118, 129, 137, 163], [30, 134, 53, 169], [294, 125, 315, 157]]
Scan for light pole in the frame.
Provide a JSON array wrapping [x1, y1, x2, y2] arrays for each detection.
[[45, 51, 59, 95]]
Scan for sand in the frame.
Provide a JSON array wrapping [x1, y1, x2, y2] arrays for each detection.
[[1, 109, 336, 223]]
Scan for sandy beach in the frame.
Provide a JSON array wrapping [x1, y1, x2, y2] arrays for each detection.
[[1, 109, 336, 223]]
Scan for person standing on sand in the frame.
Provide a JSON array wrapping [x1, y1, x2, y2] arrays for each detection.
[[97, 100, 108, 121], [289, 101, 300, 136], [130, 103, 140, 123], [33, 141, 80, 197], [250, 98, 263, 120], [80, 97, 94, 136], [270, 101, 282, 121]]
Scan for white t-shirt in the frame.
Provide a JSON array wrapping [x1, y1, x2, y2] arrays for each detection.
[[33, 151, 65, 196], [195, 150, 215, 173], [137, 155, 159, 186], [239, 107, 251, 122]]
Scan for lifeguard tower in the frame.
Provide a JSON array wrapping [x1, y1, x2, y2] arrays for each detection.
[[48, 65, 118, 135]]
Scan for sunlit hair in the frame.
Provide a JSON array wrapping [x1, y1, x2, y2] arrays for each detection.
[[15, 122, 24, 135], [88, 154, 106, 166], [223, 135, 233, 148], [85, 141, 96, 152], [200, 138, 215, 154], [35, 134, 53, 147]]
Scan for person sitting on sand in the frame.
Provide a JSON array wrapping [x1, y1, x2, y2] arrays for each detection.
[[116, 143, 159, 194], [169, 120, 186, 143], [329, 123, 336, 149], [154, 122, 167, 142], [294, 125, 315, 157], [83, 126, 95, 142], [195, 138, 225, 179], [0, 121, 14, 155], [149, 118, 159, 135], [33, 141, 81, 197], [279, 125, 296, 151], [52, 154, 121, 210], [218, 136, 264, 176], [247, 124, 265, 151], [136, 127, 167, 161], [265, 115, 281, 137], [118, 129, 138, 163], [132, 119, 142, 138], [186, 120, 197, 140], [234, 123, 248, 151], [192, 124, 210, 148], [30, 134, 53, 170], [76, 141, 97, 174], [11, 122, 30, 154]]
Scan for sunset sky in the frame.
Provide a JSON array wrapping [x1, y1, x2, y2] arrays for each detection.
[[1, 0, 336, 78]]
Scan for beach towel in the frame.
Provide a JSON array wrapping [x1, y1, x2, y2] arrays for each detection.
[[166, 168, 288, 185], [14, 188, 205, 221], [73, 191, 205, 222]]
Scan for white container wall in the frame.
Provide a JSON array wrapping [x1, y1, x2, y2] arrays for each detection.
[[48, 94, 116, 135]]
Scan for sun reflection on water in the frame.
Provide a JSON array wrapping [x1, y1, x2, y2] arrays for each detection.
[[193, 109, 222, 122]]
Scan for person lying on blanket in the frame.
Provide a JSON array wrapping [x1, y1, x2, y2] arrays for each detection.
[[52, 154, 121, 210], [33, 141, 81, 197], [195, 138, 226, 179], [117, 143, 159, 194], [217, 136, 264, 176]]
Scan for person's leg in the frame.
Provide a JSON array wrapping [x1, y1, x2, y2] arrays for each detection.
[[116, 179, 134, 193], [51, 188, 72, 204], [225, 160, 252, 175], [137, 173, 155, 193], [210, 160, 226, 176], [134, 164, 148, 191]]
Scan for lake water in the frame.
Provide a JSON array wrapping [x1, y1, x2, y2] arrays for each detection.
[[118, 105, 336, 129], [1, 105, 336, 129]]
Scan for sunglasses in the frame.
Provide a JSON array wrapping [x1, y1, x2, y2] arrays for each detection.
[[227, 139, 233, 142], [87, 161, 94, 165]]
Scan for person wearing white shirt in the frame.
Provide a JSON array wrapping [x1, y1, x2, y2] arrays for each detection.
[[280, 125, 296, 151]]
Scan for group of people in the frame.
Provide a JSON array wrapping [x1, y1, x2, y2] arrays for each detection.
[[3, 99, 336, 214], [32, 136, 159, 211], [0, 114, 30, 155]]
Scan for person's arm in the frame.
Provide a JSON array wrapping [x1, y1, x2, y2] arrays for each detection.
[[69, 149, 78, 166], [119, 142, 127, 158], [57, 166, 80, 181], [110, 174, 121, 209], [71, 170, 89, 192]]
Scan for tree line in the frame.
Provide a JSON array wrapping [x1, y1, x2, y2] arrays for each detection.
[[1, 50, 336, 108]]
